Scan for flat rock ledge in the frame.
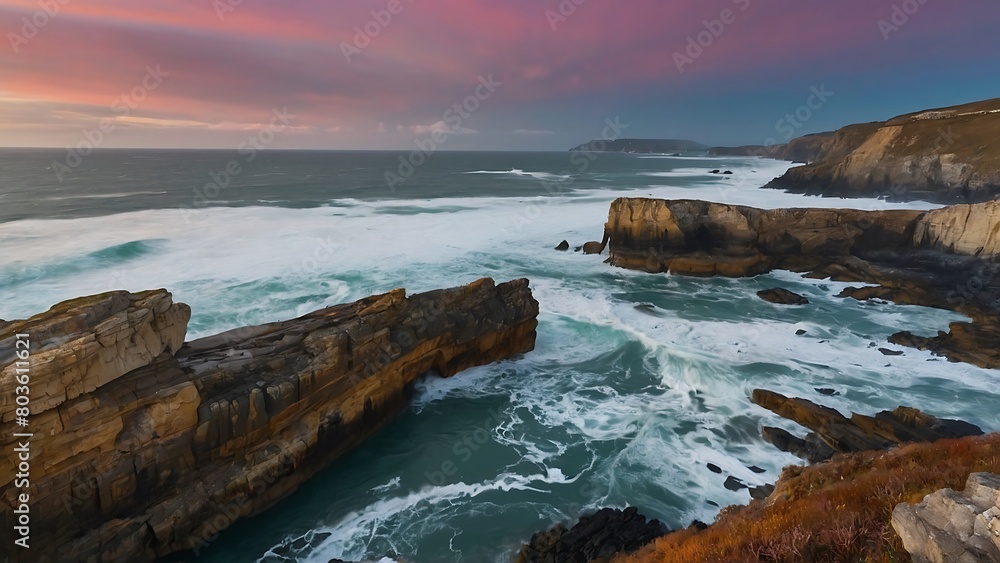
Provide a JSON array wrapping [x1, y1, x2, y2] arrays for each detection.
[[893, 472, 1000, 562], [0, 278, 539, 562]]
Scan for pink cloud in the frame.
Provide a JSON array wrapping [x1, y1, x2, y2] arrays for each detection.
[[0, 0, 993, 147]]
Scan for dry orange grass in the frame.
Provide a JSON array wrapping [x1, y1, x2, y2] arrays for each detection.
[[619, 433, 1000, 563]]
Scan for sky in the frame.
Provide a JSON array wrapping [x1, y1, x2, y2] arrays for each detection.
[[0, 0, 998, 151]]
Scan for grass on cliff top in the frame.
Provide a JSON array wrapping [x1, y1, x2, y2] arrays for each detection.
[[619, 433, 1000, 563]]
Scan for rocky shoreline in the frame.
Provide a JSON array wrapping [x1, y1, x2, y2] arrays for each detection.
[[0, 279, 538, 562], [600, 197, 1000, 368]]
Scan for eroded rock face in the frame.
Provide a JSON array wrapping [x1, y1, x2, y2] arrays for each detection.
[[752, 390, 983, 463], [764, 98, 1000, 204], [603, 197, 1000, 367], [0, 290, 191, 422], [892, 472, 1000, 562], [0, 278, 539, 562]]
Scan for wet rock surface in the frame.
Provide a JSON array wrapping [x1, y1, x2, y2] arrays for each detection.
[[602, 197, 1000, 368], [517, 507, 669, 563], [757, 287, 809, 305], [752, 389, 983, 463]]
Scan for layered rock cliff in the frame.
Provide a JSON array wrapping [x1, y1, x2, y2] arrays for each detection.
[[603, 197, 1000, 367], [0, 279, 538, 562], [764, 98, 1000, 203]]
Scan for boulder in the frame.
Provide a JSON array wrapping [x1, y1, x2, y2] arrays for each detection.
[[892, 472, 1000, 562], [757, 288, 809, 305], [555, 240, 570, 251]]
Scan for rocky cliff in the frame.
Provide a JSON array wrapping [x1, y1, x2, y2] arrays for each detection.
[[603, 197, 1000, 367], [764, 98, 1000, 203], [0, 279, 539, 562]]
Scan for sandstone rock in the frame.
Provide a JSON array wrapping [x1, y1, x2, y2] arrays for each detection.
[[752, 390, 983, 463], [892, 472, 1000, 562], [583, 233, 610, 255], [0, 290, 191, 422], [603, 197, 1000, 368], [763, 98, 1000, 204], [757, 288, 809, 305], [517, 507, 668, 563], [0, 278, 539, 562]]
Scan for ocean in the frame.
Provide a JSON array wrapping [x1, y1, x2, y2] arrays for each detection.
[[1, 149, 995, 562]]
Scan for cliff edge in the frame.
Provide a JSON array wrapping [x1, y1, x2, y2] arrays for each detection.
[[764, 98, 1000, 203], [0, 279, 539, 562]]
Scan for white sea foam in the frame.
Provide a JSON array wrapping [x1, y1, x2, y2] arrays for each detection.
[[463, 168, 572, 181], [43, 191, 168, 201], [2, 156, 995, 562]]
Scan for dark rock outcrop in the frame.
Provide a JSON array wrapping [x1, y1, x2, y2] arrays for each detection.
[[0, 279, 539, 562], [602, 197, 1000, 367], [757, 288, 809, 305], [517, 507, 668, 563], [709, 130, 839, 163], [892, 472, 1000, 562], [570, 139, 707, 154], [752, 389, 983, 463], [555, 240, 570, 251], [765, 98, 1000, 204], [583, 233, 610, 255]]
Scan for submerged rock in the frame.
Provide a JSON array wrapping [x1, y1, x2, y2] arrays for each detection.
[[517, 507, 668, 563], [0, 279, 539, 562], [757, 287, 809, 305]]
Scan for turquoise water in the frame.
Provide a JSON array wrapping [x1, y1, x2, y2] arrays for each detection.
[[1, 149, 997, 562]]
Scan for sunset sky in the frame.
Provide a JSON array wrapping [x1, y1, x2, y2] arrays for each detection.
[[1, 0, 997, 150]]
